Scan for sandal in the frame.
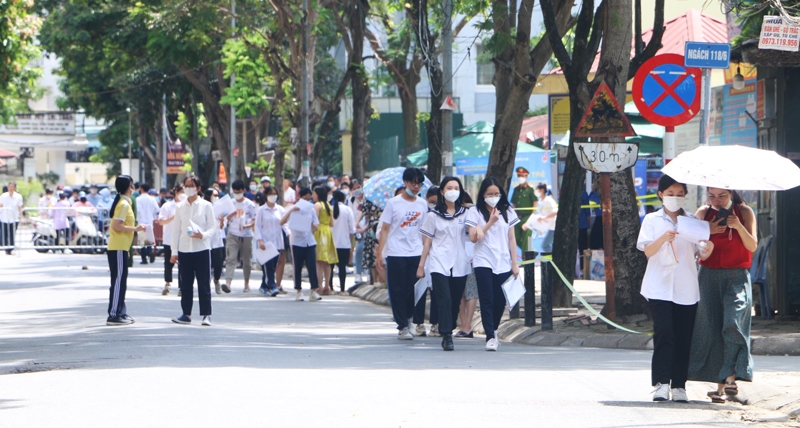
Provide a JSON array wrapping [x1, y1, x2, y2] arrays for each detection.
[[708, 392, 726, 403], [454, 330, 474, 338], [724, 382, 738, 396]]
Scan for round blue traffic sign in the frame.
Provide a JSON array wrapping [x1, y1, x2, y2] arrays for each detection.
[[633, 54, 702, 127]]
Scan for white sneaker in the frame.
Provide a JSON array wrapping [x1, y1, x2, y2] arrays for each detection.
[[430, 324, 440, 337], [415, 324, 427, 337], [201, 316, 212, 326], [354, 274, 362, 283], [310, 290, 322, 301], [652, 383, 670, 401], [671, 388, 688, 403], [397, 327, 413, 340], [295, 290, 305, 301], [485, 338, 499, 351]]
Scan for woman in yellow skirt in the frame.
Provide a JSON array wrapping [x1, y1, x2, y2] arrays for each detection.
[[313, 186, 338, 294]]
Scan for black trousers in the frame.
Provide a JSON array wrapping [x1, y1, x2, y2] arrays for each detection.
[[578, 228, 589, 271], [261, 254, 279, 291], [107, 250, 129, 317], [292, 245, 318, 290], [211, 247, 225, 281], [386, 256, 421, 330], [413, 287, 438, 325], [163, 245, 175, 283], [474, 267, 512, 341], [329, 248, 351, 292], [178, 250, 212, 316], [1, 222, 17, 248], [430, 272, 467, 335], [649, 299, 698, 389], [140, 244, 152, 263]]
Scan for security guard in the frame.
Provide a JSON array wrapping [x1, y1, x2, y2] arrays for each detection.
[[510, 167, 537, 250]]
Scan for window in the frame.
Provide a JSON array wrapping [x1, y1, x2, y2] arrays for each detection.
[[475, 44, 493, 85]]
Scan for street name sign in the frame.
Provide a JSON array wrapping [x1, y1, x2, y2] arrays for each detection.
[[574, 142, 639, 173], [684, 42, 731, 69], [632, 54, 701, 127]]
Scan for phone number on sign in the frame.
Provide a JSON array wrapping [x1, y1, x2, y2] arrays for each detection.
[[760, 37, 799, 47]]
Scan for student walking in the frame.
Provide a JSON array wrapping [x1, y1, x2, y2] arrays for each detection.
[[105, 175, 146, 325], [280, 187, 322, 301], [135, 184, 159, 264], [0, 181, 24, 255], [171, 176, 217, 326], [417, 177, 470, 351], [330, 190, 355, 294], [255, 186, 285, 296], [223, 180, 257, 293], [638, 175, 714, 402], [156, 184, 184, 295], [376, 168, 428, 340], [206, 189, 226, 294], [466, 177, 521, 351], [313, 186, 338, 295]]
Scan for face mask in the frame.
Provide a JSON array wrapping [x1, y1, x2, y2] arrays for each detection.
[[267, 195, 278, 203], [184, 188, 196, 198], [90, 189, 97, 194], [234, 192, 244, 201], [165, 198, 173, 202], [485, 196, 500, 208], [211, 196, 219, 203], [444, 190, 460, 203], [327, 181, 335, 189], [353, 189, 363, 198], [662, 196, 685, 213], [517, 176, 527, 184], [428, 203, 436, 209], [250, 185, 257, 192], [342, 189, 350, 196], [405, 187, 416, 198]]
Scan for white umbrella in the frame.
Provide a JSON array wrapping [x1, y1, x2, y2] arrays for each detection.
[[661, 145, 800, 191]]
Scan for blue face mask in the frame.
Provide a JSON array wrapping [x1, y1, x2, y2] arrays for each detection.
[[405, 187, 416, 198]]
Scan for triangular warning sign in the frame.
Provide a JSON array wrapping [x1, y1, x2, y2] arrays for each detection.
[[440, 95, 457, 111], [574, 82, 637, 138]]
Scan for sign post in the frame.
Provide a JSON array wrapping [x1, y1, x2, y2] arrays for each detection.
[[573, 82, 637, 325], [683, 42, 731, 147]]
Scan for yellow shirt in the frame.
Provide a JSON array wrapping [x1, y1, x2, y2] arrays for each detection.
[[108, 198, 135, 251]]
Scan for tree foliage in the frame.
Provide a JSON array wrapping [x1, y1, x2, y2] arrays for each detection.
[[0, 0, 44, 123]]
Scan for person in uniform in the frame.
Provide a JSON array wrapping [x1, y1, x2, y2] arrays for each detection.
[[510, 167, 537, 251]]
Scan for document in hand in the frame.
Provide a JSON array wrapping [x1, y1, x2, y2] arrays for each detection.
[[414, 277, 429, 305], [138, 224, 155, 246], [677, 216, 710, 245], [524, 214, 549, 236], [288, 199, 313, 233], [188, 220, 203, 235], [254, 241, 279, 265], [213, 194, 236, 219], [501, 274, 525, 312]]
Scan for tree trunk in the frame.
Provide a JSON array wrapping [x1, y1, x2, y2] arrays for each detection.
[[425, 81, 444, 183], [399, 88, 419, 151], [350, 0, 372, 182]]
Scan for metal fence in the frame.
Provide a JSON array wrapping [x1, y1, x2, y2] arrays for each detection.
[[1, 207, 111, 253]]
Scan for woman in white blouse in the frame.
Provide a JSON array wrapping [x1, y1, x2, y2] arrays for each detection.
[[417, 177, 470, 352], [330, 190, 356, 294], [523, 183, 557, 253], [255, 186, 286, 297], [465, 177, 520, 352], [637, 174, 714, 403]]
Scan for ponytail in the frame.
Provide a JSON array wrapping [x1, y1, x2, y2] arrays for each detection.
[[332, 190, 346, 219]]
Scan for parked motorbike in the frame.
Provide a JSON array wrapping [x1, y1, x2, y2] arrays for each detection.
[[30, 209, 107, 254], [31, 217, 57, 253]]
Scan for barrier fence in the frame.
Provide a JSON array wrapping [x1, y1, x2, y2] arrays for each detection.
[[1, 207, 115, 253]]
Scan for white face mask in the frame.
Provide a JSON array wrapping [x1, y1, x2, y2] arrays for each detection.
[[327, 181, 335, 189], [178, 193, 188, 202], [211, 196, 219, 203], [267, 195, 278, 203], [444, 189, 460, 202], [342, 189, 350, 196], [485, 197, 500, 208], [184, 188, 196, 198], [662, 196, 685, 213], [517, 176, 527, 184], [428, 203, 436, 209], [234, 192, 244, 201]]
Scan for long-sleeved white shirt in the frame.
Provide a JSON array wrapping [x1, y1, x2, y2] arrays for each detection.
[[136, 194, 160, 225], [255, 203, 286, 251], [171, 197, 217, 254]]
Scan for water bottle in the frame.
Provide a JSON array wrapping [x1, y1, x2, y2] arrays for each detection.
[[187, 227, 193, 236]]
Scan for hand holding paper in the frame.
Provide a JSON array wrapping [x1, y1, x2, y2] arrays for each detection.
[[501, 274, 525, 312], [677, 216, 710, 245]]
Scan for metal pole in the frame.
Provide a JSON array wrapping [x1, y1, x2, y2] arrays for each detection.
[[162, 93, 168, 189], [230, 0, 237, 184], [441, 0, 453, 177], [300, 0, 310, 187], [600, 172, 616, 324], [127, 108, 132, 177], [541, 257, 553, 330], [523, 251, 537, 326], [664, 125, 675, 163], [699, 69, 711, 146]]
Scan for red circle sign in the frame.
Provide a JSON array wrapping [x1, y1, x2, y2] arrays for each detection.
[[632, 54, 702, 127]]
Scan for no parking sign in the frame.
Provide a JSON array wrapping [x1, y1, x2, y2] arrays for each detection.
[[632, 54, 702, 127]]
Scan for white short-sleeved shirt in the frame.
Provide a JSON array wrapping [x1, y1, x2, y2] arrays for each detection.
[[0, 191, 23, 222], [420, 207, 471, 277], [135, 194, 159, 225], [537, 195, 558, 231], [158, 200, 178, 246], [228, 197, 257, 238], [332, 204, 356, 249], [284, 187, 297, 204], [254, 203, 286, 251], [465, 206, 519, 274], [379, 195, 428, 257], [636, 209, 700, 305], [289, 203, 320, 248]]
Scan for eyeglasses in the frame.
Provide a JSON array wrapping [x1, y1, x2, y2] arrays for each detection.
[[484, 193, 501, 198]]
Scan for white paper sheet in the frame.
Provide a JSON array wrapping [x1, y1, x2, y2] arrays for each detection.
[[187, 220, 202, 235], [254, 241, 279, 265], [213, 194, 236, 219], [138, 224, 155, 246], [677, 216, 710, 245], [524, 214, 549, 236], [414, 276, 431, 305], [288, 199, 313, 233], [501, 274, 525, 312]]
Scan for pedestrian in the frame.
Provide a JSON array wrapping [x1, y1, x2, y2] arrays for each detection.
[[523, 183, 557, 254], [689, 187, 758, 403], [638, 174, 714, 402], [105, 175, 146, 325], [360, 198, 383, 286], [205, 188, 226, 294], [338, 182, 351, 205], [411, 186, 440, 337], [455, 193, 478, 339], [260, 177, 271, 194], [578, 188, 592, 276], [375, 167, 428, 340], [86, 184, 102, 207], [283, 178, 296, 206], [417, 177, 470, 351], [510, 167, 537, 251], [135, 184, 159, 264], [329, 190, 355, 294], [254, 185, 285, 296], [466, 176, 521, 351], [72, 191, 97, 213], [280, 187, 322, 301], [313, 185, 338, 295], [171, 176, 217, 326], [0, 181, 24, 255], [38, 188, 55, 219], [326, 176, 338, 191], [156, 184, 184, 296], [52, 192, 71, 250], [222, 180, 257, 293], [245, 180, 258, 201]]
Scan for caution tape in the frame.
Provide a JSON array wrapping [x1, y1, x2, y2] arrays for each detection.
[[514, 194, 661, 211], [517, 256, 643, 334]]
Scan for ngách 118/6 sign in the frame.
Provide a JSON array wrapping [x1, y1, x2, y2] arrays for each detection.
[[684, 42, 731, 69]]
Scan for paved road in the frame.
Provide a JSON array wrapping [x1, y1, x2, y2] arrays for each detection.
[[1, 252, 798, 427]]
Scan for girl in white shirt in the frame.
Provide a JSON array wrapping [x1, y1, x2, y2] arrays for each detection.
[[523, 183, 558, 253], [637, 174, 714, 402], [465, 177, 520, 352], [330, 190, 356, 294], [255, 186, 286, 297], [417, 177, 470, 351]]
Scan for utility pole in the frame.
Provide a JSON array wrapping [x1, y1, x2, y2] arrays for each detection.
[[441, 0, 453, 177], [127, 108, 133, 177], [162, 93, 168, 189], [300, 0, 310, 187], [230, 0, 237, 184]]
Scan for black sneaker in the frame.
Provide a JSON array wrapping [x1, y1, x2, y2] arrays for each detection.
[[172, 314, 191, 324], [442, 334, 455, 351], [107, 316, 133, 326], [121, 314, 135, 324], [141, 260, 149, 265]]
